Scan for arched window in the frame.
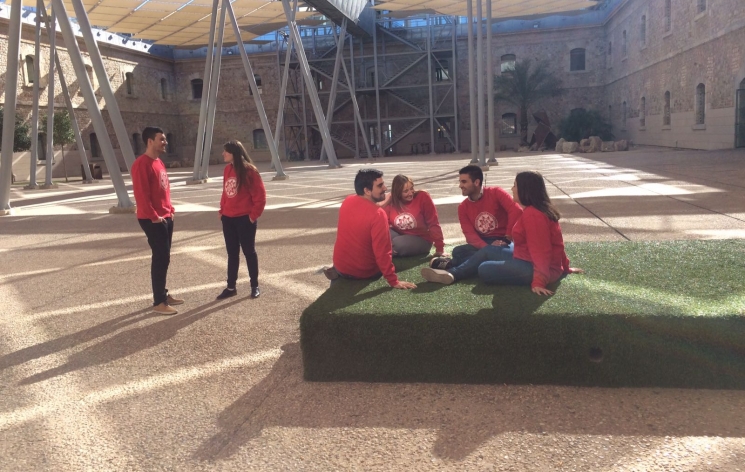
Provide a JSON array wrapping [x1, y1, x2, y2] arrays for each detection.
[[663, 92, 671, 126], [622, 30, 627, 57], [25, 55, 35, 84], [697, 0, 706, 14], [124, 72, 134, 96], [166, 133, 175, 154], [622, 101, 627, 129], [570, 48, 586, 71], [160, 78, 168, 100], [132, 133, 142, 155], [191, 78, 203, 100], [253, 129, 268, 150], [640, 15, 646, 47], [664, 0, 671, 32], [500, 113, 517, 135], [640, 97, 646, 127], [500, 54, 516, 74], [90, 133, 100, 158], [695, 83, 706, 125]]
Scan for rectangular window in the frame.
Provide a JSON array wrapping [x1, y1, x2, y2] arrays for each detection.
[[570, 49, 586, 71]]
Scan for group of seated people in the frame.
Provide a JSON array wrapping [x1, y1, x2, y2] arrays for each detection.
[[323, 165, 582, 295]]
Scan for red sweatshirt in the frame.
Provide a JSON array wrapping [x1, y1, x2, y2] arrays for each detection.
[[383, 191, 445, 253], [512, 206, 571, 289], [131, 154, 175, 221], [219, 164, 266, 221], [457, 186, 523, 249], [333, 195, 398, 286]]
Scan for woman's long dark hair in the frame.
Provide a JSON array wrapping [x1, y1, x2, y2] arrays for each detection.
[[515, 171, 561, 222], [388, 174, 420, 211], [224, 140, 256, 191]]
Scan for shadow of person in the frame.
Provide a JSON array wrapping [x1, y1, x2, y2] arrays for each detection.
[[0, 308, 154, 372], [18, 298, 246, 385], [195, 342, 745, 464]]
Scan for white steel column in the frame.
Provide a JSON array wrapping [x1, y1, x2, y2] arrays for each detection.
[[226, 1, 287, 179], [282, 0, 339, 166], [71, 0, 136, 172], [273, 33, 294, 158], [486, 0, 497, 164], [51, 0, 133, 210], [349, 34, 360, 158], [476, 0, 487, 168], [466, 0, 477, 163], [0, 0, 22, 214], [427, 16, 435, 154], [319, 19, 348, 164], [43, 6, 56, 188], [199, 0, 228, 180], [38, 6, 93, 182], [26, 1, 43, 190], [190, 0, 219, 182], [452, 16, 459, 152], [372, 16, 383, 158]]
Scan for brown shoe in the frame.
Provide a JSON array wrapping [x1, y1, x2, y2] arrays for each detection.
[[152, 302, 178, 315], [166, 294, 184, 306]]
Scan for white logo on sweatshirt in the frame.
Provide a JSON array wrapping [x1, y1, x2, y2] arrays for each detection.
[[394, 212, 417, 231], [475, 212, 497, 234], [225, 177, 238, 198], [159, 170, 169, 190]]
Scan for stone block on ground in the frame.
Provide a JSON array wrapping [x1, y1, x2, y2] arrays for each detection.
[[614, 140, 629, 151], [563, 141, 579, 153], [555, 138, 566, 152], [601, 141, 615, 152]]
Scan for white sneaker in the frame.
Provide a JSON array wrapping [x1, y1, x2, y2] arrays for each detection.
[[420, 267, 455, 285]]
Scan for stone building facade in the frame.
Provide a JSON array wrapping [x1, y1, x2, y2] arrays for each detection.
[[1, 0, 744, 180]]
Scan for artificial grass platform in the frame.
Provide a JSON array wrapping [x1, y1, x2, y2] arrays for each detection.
[[301, 240, 745, 388]]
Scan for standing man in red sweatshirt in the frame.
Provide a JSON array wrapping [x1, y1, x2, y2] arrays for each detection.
[[324, 169, 417, 290], [131, 126, 183, 315], [424, 165, 522, 284]]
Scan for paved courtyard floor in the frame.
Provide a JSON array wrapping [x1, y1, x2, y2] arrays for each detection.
[[2, 147, 745, 470]]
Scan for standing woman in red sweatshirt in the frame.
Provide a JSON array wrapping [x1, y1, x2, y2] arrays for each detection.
[[216, 140, 266, 300], [478, 171, 583, 295], [383, 174, 446, 257]]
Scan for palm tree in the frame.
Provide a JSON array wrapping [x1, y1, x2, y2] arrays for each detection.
[[494, 59, 563, 145]]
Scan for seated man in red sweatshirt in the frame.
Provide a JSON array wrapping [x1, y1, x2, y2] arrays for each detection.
[[423, 165, 522, 283], [324, 169, 417, 290]]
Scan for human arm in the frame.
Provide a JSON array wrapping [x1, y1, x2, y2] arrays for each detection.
[[371, 209, 400, 286], [131, 161, 159, 222], [458, 203, 488, 249], [420, 193, 445, 254], [522, 209, 554, 290], [247, 169, 267, 222], [492, 187, 523, 239]]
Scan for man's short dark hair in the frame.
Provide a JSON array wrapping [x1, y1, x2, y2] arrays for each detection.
[[354, 168, 384, 196], [142, 126, 164, 145], [459, 165, 483, 187]]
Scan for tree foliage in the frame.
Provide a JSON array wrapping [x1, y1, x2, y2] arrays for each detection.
[[39, 109, 76, 148], [558, 108, 614, 142], [494, 59, 563, 144], [0, 108, 32, 152]]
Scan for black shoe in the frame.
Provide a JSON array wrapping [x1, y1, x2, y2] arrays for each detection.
[[216, 288, 237, 300], [250, 287, 261, 299], [430, 257, 453, 270], [322, 266, 339, 280]]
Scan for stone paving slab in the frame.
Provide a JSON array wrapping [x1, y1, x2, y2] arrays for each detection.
[[2, 148, 745, 470]]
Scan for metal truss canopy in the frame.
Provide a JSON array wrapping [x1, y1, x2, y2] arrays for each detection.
[[19, 0, 598, 47]]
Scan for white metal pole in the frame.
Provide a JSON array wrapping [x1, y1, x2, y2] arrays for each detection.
[[466, 0, 477, 163], [319, 19, 348, 163], [476, 0, 486, 168], [486, 0, 497, 164], [452, 16, 459, 153], [427, 16, 435, 154], [349, 34, 360, 158], [43, 6, 56, 188], [0, 0, 22, 214], [26, 1, 43, 189]]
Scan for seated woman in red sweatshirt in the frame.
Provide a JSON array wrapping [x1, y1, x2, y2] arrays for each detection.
[[382, 174, 447, 258], [216, 140, 266, 300], [422, 171, 582, 295]]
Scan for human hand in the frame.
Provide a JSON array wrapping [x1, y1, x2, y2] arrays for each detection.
[[568, 267, 584, 274], [218, 213, 222, 221], [490, 240, 508, 247], [531, 286, 554, 296], [393, 281, 417, 290]]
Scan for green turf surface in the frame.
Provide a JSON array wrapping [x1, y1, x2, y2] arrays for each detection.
[[301, 240, 745, 388]]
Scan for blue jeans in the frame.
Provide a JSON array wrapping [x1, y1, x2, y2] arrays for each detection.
[[451, 236, 511, 266], [478, 258, 534, 286], [448, 244, 514, 281]]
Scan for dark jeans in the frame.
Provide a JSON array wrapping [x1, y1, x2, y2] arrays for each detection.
[[138, 217, 173, 306], [478, 258, 534, 286], [449, 244, 514, 281], [222, 215, 259, 288], [451, 236, 511, 266], [330, 271, 382, 286]]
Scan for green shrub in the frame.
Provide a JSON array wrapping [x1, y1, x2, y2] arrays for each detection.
[[558, 108, 613, 142], [0, 108, 32, 152]]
